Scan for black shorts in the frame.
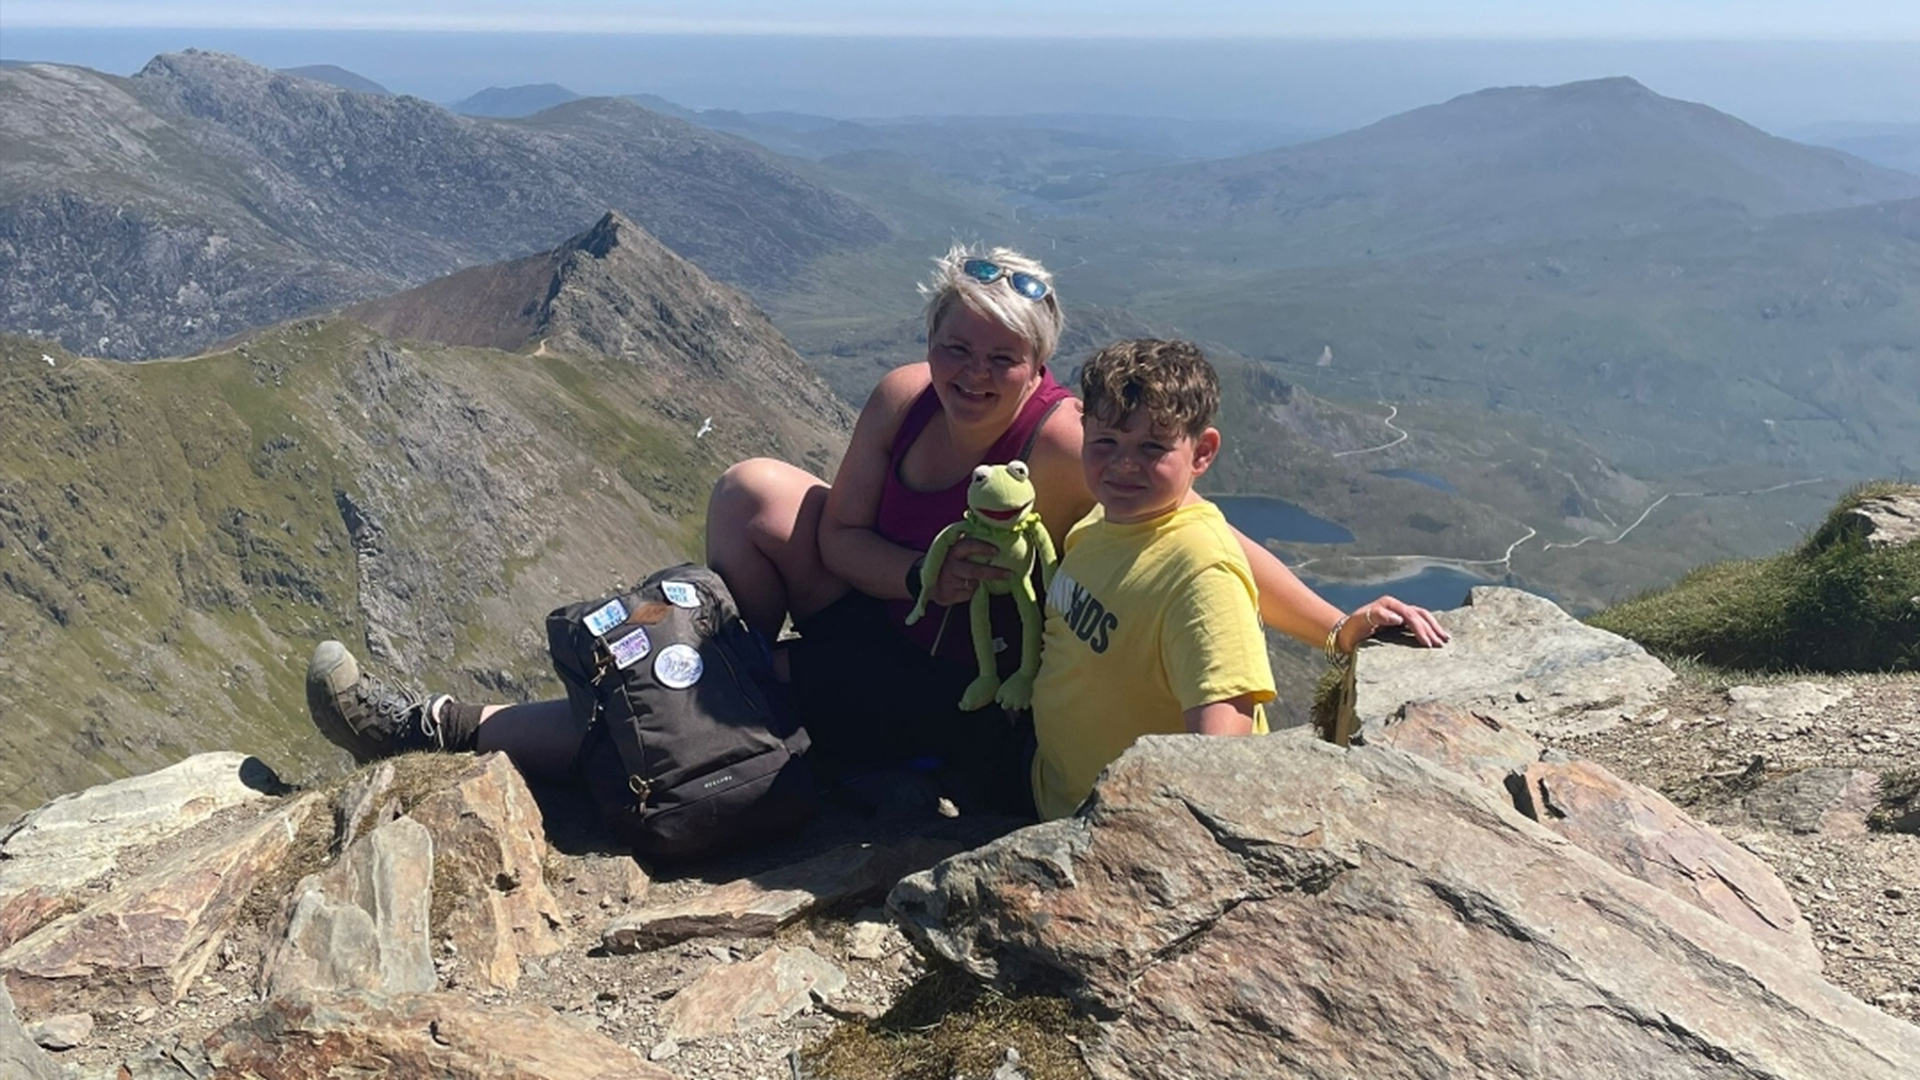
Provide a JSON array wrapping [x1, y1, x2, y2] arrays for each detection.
[[786, 590, 1036, 819]]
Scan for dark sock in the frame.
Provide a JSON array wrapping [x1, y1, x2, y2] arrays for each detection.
[[435, 698, 486, 752]]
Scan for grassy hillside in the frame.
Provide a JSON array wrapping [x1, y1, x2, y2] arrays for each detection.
[[1590, 483, 1920, 672]]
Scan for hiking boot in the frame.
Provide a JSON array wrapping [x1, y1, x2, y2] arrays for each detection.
[[306, 640, 472, 763]]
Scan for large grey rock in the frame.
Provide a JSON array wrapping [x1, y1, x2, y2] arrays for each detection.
[[1839, 487, 1920, 549], [660, 946, 847, 1041], [1357, 586, 1675, 737], [1745, 768, 1884, 836], [890, 734, 1919, 1079], [260, 817, 435, 999], [1512, 758, 1820, 967], [603, 838, 964, 953], [0, 752, 281, 941], [0, 981, 59, 1080], [401, 754, 565, 991], [1, 793, 320, 1014], [1726, 682, 1853, 735]]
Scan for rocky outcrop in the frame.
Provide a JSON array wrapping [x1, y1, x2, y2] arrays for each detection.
[[890, 734, 1920, 1079], [1371, 702, 1819, 966], [1839, 488, 1920, 549], [1, 793, 319, 1014], [0, 753, 284, 949], [1357, 586, 1675, 736]]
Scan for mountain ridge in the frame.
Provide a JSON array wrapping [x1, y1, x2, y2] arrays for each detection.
[[0, 214, 851, 822], [0, 50, 888, 360]]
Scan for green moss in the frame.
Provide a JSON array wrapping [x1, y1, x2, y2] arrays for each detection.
[[801, 964, 1093, 1080]]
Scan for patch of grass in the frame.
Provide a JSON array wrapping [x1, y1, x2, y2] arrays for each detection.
[[801, 963, 1093, 1080], [1589, 483, 1920, 673]]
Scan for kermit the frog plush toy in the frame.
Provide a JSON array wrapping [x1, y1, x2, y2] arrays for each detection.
[[906, 460, 1057, 711]]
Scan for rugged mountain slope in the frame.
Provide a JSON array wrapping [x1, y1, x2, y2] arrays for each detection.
[[0, 51, 888, 360], [0, 215, 852, 823], [1070, 77, 1920, 266]]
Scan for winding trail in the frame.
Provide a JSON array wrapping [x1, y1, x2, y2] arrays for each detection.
[[1332, 404, 1407, 458], [1540, 477, 1829, 550]]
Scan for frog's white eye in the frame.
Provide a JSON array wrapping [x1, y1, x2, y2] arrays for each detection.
[[972, 465, 992, 484], [1006, 460, 1030, 481]]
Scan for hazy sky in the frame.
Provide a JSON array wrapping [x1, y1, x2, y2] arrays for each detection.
[[4, 5, 1916, 130], [9, 1, 1919, 38]]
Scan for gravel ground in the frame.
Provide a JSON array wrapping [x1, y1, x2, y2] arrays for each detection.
[[1555, 669, 1920, 1025]]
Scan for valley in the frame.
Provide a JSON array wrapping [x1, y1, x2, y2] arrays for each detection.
[[1, 49, 1915, 807]]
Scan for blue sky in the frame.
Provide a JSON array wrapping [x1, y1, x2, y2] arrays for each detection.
[[8, 1, 1918, 38]]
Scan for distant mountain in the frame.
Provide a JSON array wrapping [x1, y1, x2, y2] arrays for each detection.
[[1795, 121, 1920, 178], [0, 51, 888, 360], [451, 83, 582, 118], [0, 212, 851, 821], [279, 64, 391, 96], [1072, 77, 1920, 265], [616, 96, 1316, 199]]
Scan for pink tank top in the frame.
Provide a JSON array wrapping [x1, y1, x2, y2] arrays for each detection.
[[877, 369, 1071, 666]]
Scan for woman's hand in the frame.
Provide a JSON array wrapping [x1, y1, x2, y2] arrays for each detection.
[[1340, 596, 1450, 651], [926, 536, 1012, 607]]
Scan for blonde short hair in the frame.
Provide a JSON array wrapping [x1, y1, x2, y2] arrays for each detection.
[[918, 243, 1064, 366]]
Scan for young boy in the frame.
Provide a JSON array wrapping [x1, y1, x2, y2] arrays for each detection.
[[1029, 338, 1274, 820]]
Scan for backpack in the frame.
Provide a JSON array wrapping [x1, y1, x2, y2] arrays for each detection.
[[546, 563, 813, 858]]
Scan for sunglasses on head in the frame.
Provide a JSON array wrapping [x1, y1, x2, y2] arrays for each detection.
[[962, 258, 1050, 301]]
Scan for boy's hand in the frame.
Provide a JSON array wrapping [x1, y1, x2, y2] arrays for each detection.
[[928, 536, 1012, 606], [1349, 597, 1450, 649]]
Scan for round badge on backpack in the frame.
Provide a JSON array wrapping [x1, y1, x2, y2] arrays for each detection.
[[653, 643, 703, 689]]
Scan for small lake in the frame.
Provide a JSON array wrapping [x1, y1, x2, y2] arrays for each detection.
[[1209, 495, 1354, 545], [1215, 493, 1488, 612], [1372, 467, 1457, 494]]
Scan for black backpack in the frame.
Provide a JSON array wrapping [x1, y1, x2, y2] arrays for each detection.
[[546, 564, 813, 858]]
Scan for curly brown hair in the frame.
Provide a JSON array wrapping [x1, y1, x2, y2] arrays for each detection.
[[1079, 338, 1220, 439]]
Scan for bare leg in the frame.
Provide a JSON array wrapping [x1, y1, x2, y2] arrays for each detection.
[[705, 457, 849, 638], [474, 699, 582, 784]]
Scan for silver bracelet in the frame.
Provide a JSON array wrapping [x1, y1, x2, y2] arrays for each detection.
[[1323, 614, 1351, 658]]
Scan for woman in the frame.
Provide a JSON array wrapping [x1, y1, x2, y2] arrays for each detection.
[[307, 243, 1445, 816], [703, 243, 1445, 814]]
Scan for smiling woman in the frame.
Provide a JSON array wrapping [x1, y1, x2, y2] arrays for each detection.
[[704, 242, 1080, 816]]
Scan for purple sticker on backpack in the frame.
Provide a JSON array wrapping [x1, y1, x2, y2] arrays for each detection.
[[609, 627, 652, 669]]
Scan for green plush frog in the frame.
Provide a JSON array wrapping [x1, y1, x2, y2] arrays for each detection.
[[906, 459, 1058, 711]]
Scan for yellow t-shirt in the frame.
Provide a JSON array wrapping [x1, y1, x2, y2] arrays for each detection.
[[1029, 500, 1275, 820]]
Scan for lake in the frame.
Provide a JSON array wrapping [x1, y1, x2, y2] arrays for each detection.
[[1214, 493, 1488, 612]]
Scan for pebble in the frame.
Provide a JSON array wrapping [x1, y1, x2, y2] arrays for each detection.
[[1886, 887, 1907, 900], [649, 1038, 681, 1062]]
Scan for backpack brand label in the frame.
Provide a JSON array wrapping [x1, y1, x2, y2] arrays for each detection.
[[609, 627, 652, 669], [585, 598, 629, 636]]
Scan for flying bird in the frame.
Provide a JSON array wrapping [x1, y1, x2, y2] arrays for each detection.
[[42, 354, 55, 366], [696, 417, 713, 439]]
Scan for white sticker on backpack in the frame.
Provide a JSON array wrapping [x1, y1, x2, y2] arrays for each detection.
[[653, 643, 703, 689], [662, 581, 700, 609], [585, 598, 629, 637], [609, 627, 652, 669]]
